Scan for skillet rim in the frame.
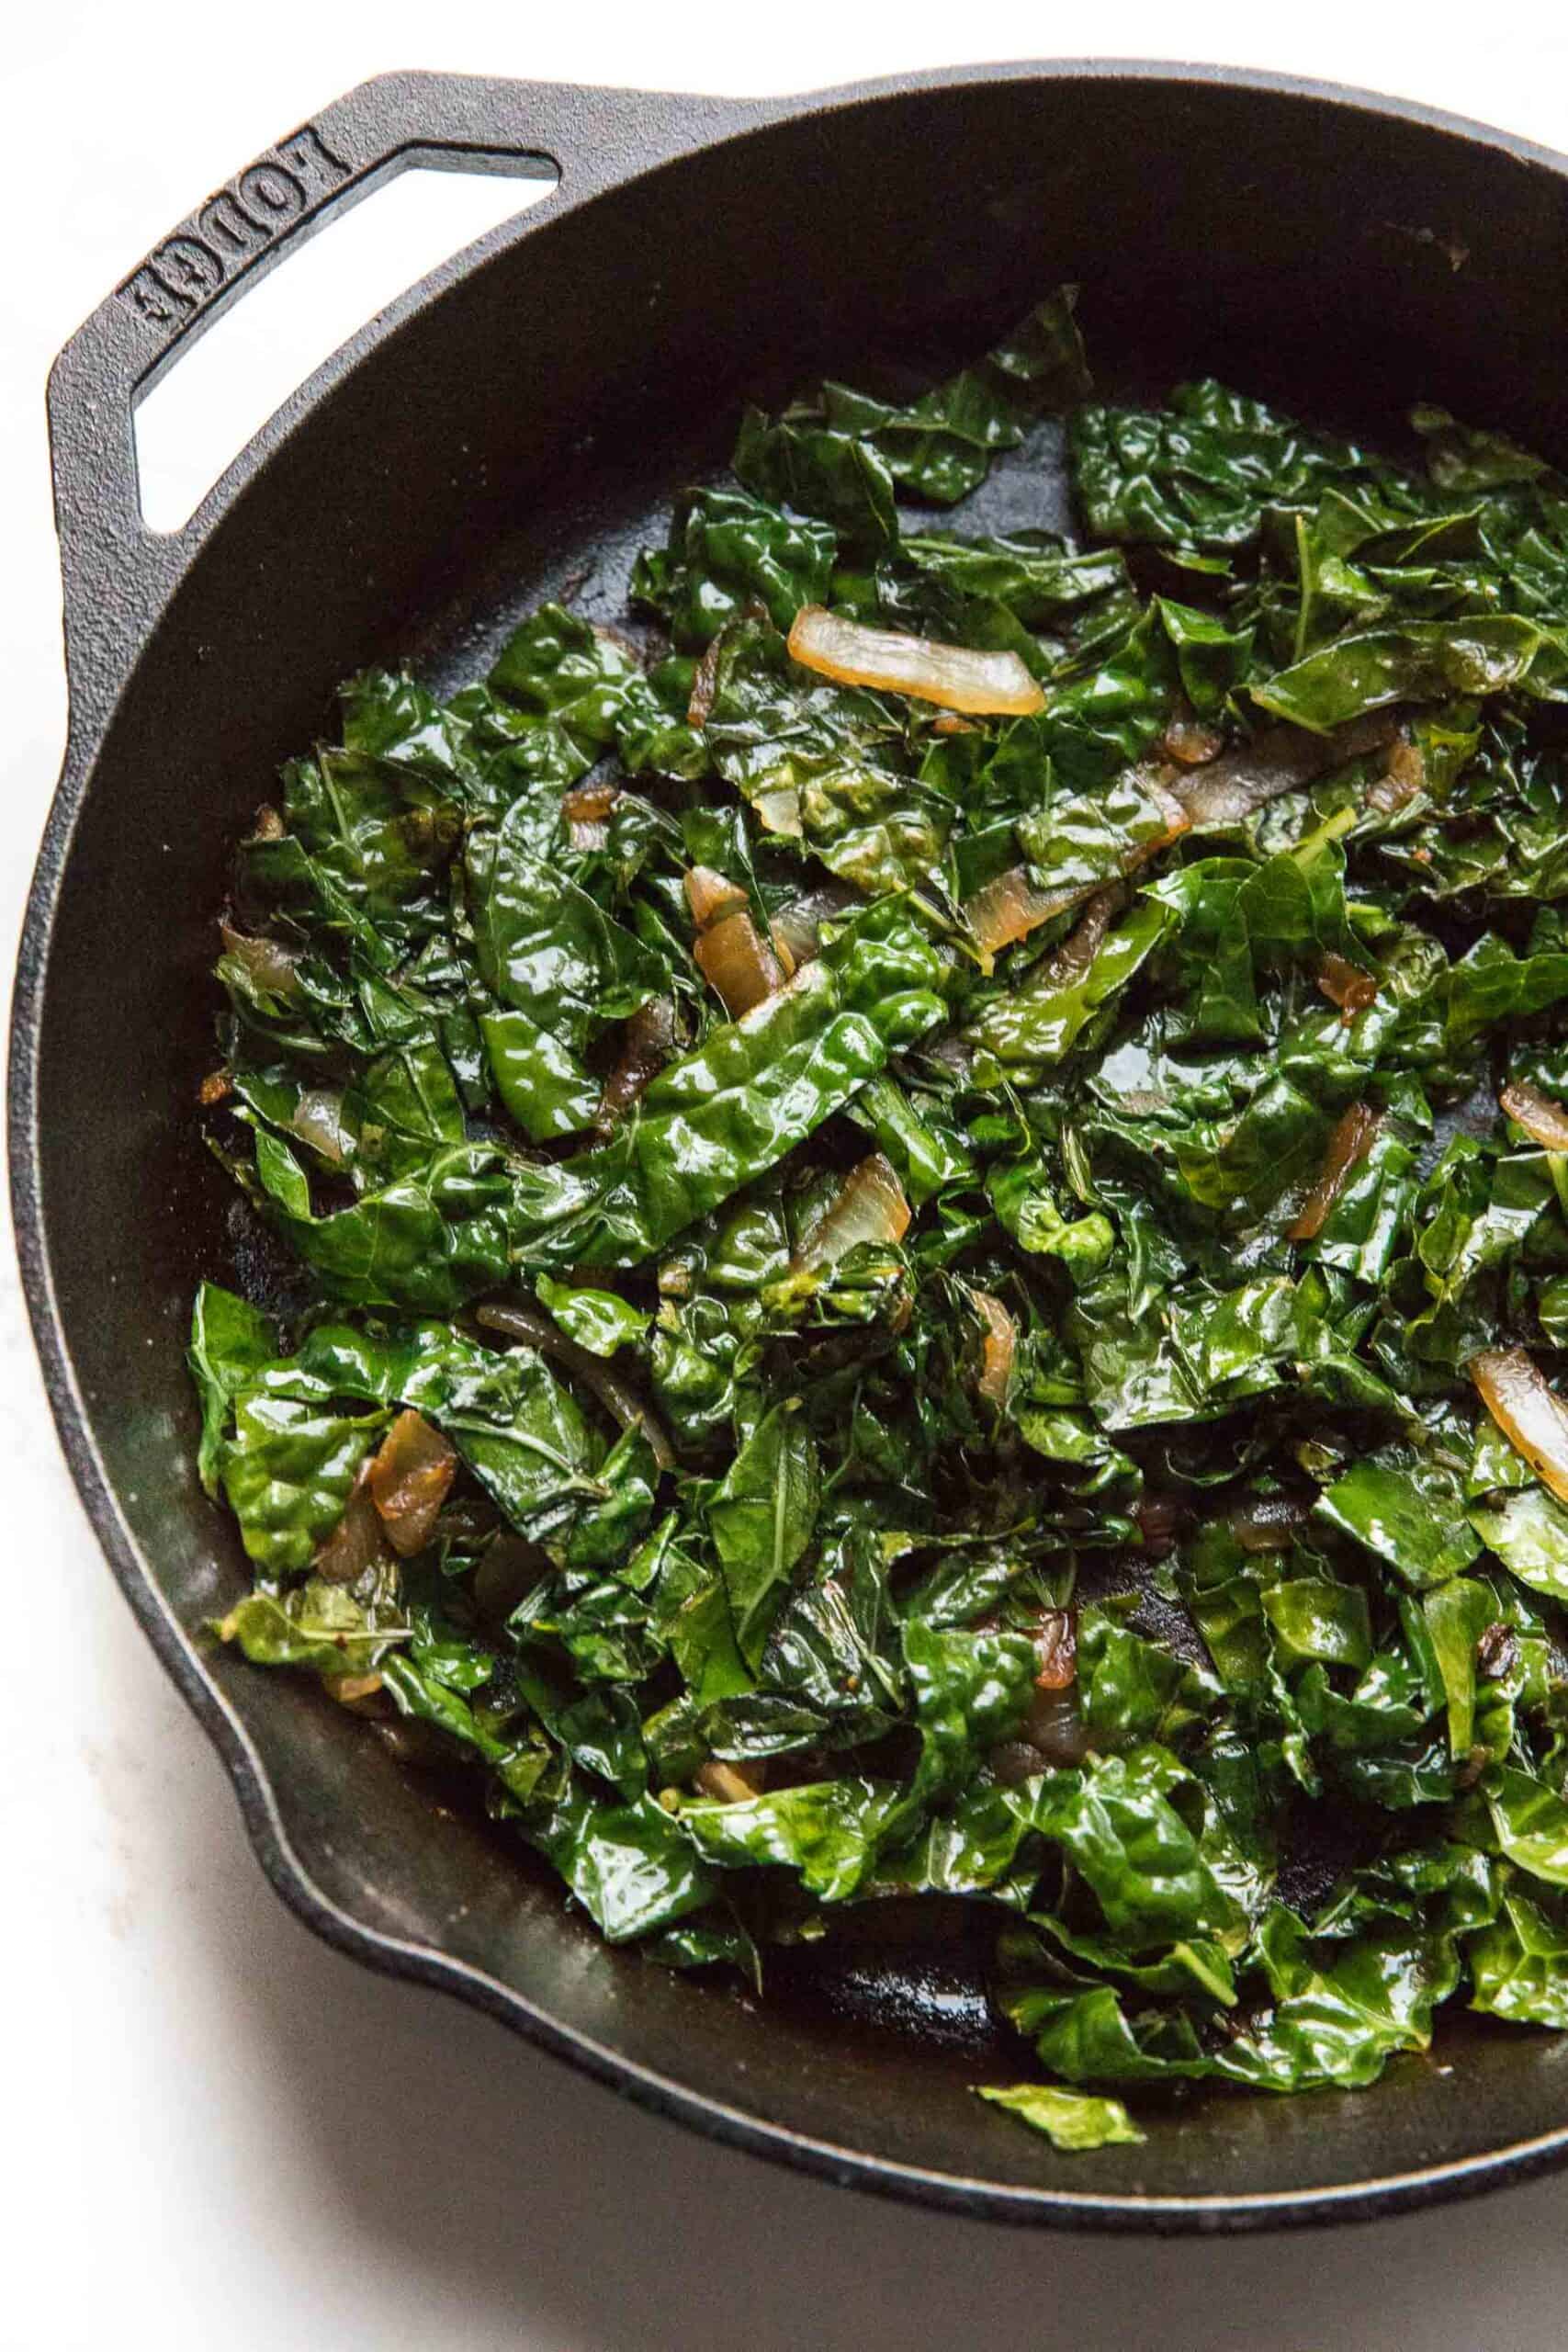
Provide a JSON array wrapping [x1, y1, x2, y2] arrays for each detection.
[[17, 56, 1568, 2233]]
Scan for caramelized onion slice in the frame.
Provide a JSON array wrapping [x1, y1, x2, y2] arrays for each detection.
[[684, 865, 746, 928], [564, 779, 619, 825], [477, 1301, 675, 1473], [972, 1289, 1017, 1404], [1170, 711, 1398, 827], [694, 908, 784, 1017], [1024, 1683, 1090, 1766], [694, 1758, 767, 1804], [324, 1671, 385, 1709], [1033, 1609, 1077, 1690], [1472, 1347, 1568, 1505], [1501, 1080, 1568, 1153], [964, 777, 1190, 962], [563, 780, 618, 850], [596, 997, 675, 1135], [314, 1465, 385, 1585], [368, 1409, 457, 1557], [795, 1152, 911, 1273], [964, 865, 1083, 958], [1368, 735, 1427, 814], [687, 634, 724, 728], [1037, 885, 1122, 989], [1288, 1103, 1381, 1242], [1136, 1493, 1183, 1552], [769, 885, 854, 973], [787, 605, 1045, 716], [1229, 1495, 1311, 1553], [220, 921, 301, 1001], [291, 1087, 352, 1166], [1162, 709, 1225, 767], [1316, 951, 1379, 1017]]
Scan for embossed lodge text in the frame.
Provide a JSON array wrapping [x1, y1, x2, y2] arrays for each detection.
[[118, 123, 351, 329]]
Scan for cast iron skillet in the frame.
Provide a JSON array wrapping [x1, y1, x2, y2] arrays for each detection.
[[17, 61, 1568, 2233]]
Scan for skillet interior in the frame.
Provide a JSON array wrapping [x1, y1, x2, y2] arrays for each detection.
[[22, 66, 1568, 2226]]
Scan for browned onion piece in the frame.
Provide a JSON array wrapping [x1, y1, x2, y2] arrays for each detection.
[[972, 1289, 1017, 1405], [769, 885, 854, 974], [989, 1740, 1045, 1787], [1316, 951, 1379, 1017], [564, 780, 619, 825], [687, 634, 724, 728], [964, 775, 1190, 964], [595, 997, 676, 1134], [291, 1087, 351, 1166], [476, 1301, 676, 1473], [1023, 1684, 1091, 1766], [562, 779, 619, 853], [694, 908, 784, 1017], [1472, 1347, 1568, 1505], [367, 1408, 457, 1557], [794, 1152, 911, 1273], [314, 1465, 385, 1586], [787, 605, 1046, 716], [1288, 1102, 1381, 1242], [1169, 711, 1398, 827], [198, 1069, 232, 1107], [1033, 1608, 1077, 1691], [1162, 709, 1225, 767], [964, 865, 1083, 958], [1368, 734, 1427, 814], [1501, 1080, 1568, 1152], [1229, 1495, 1311, 1553], [694, 1758, 767, 1804], [220, 921, 301, 1001], [323, 1671, 385, 1709], [1035, 885, 1122, 991], [991, 1678, 1089, 1783], [1137, 1492, 1183, 1551], [684, 865, 747, 928]]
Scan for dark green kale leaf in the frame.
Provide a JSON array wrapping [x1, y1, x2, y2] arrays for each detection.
[[197, 300, 1568, 2134]]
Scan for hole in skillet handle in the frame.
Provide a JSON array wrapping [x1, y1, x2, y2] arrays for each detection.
[[132, 153, 558, 534]]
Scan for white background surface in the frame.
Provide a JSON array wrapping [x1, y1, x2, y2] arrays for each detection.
[[9, 6, 1568, 2346]]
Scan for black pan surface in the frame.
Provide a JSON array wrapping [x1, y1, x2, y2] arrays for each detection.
[[18, 62, 1568, 2229]]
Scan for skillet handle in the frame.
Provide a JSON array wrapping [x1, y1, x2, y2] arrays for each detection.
[[45, 70, 739, 746]]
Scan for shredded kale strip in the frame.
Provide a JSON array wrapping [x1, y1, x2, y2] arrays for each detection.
[[194, 286, 1568, 2144]]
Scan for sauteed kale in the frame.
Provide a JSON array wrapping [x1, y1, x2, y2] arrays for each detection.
[[192, 287, 1568, 2150]]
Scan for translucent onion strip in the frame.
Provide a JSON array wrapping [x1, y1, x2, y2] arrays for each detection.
[[1472, 1347, 1568, 1505], [1032, 1608, 1077, 1690], [787, 605, 1045, 715], [1316, 952, 1379, 1017], [477, 1301, 675, 1473], [1169, 711, 1398, 827], [794, 1153, 911, 1273], [694, 909, 784, 1017], [694, 1758, 768, 1804], [684, 865, 746, 928], [220, 921, 301, 1001], [972, 1289, 1017, 1403], [314, 1465, 385, 1585], [1501, 1080, 1568, 1152], [1288, 1103, 1381, 1242], [964, 866, 1084, 959], [963, 772, 1190, 961], [368, 1408, 457, 1558], [595, 997, 675, 1134]]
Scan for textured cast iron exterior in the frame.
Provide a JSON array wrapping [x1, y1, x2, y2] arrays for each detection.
[[17, 62, 1568, 2231]]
